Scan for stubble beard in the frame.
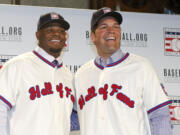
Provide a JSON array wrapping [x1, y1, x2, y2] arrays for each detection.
[[49, 48, 63, 54]]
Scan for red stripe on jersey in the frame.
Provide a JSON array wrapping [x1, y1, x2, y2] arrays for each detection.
[[0, 95, 12, 109], [147, 100, 172, 114]]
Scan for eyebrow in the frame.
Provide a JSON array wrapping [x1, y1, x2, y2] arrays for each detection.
[[98, 22, 120, 26]]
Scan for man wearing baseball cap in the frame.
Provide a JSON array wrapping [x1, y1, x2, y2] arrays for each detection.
[[75, 7, 172, 135], [0, 12, 76, 135]]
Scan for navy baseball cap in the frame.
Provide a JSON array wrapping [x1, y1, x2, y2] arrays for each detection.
[[91, 7, 123, 32], [37, 12, 70, 30]]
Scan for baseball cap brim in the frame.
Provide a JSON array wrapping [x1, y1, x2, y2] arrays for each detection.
[[38, 19, 70, 30]]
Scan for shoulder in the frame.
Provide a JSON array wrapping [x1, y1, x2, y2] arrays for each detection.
[[0, 52, 33, 77], [128, 53, 149, 62], [75, 59, 94, 76], [2, 52, 33, 68], [127, 53, 159, 79], [128, 53, 154, 68]]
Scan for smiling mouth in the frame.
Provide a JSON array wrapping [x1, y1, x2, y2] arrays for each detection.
[[105, 37, 116, 41], [51, 39, 60, 43]]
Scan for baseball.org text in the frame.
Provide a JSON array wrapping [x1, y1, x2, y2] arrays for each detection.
[[121, 32, 148, 42], [121, 32, 148, 47], [85, 30, 148, 47], [164, 68, 180, 77], [0, 26, 22, 41], [164, 68, 180, 83]]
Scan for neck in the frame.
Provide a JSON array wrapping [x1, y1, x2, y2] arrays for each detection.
[[51, 52, 60, 59], [98, 53, 113, 61]]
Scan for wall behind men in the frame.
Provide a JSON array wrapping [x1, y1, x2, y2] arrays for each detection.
[[0, 0, 89, 8], [0, 4, 179, 135]]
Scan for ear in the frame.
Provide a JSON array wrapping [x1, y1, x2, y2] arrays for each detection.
[[90, 31, 95, 43], [65, 32, 69, 41], [36, 31, 40, 40]]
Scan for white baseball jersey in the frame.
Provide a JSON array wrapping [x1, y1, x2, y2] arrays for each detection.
[[75, 53, 170, 135], [0, 50, 75, 135]]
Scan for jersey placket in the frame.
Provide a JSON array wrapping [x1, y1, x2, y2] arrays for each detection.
[[97, 68, 109, 133], [98, 67, 122, 134]]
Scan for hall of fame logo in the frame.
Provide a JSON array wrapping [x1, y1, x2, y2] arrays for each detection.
[[169, 96, 180, 125], [0, 55, 16, 69], [164, 28, 180, 56]]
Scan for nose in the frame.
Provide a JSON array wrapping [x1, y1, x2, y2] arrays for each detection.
[[53, 30, 61, 36], [107, 26, 115, 33]]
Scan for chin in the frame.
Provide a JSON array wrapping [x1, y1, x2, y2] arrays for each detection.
[[108, 47, 118, 52], [49, 48, 62, 53]]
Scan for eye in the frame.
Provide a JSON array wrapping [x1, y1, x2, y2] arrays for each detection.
[[98, 24, 107, 29], [45, 28, 53, 33], [114, 24, 120, 29], [44, 28, 66, 34], [59, 29, 65, 33]]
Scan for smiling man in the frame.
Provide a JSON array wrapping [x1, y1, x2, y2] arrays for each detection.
[[0, 12, 75, 135], [75, 7, 173, 135], [36, 13, 69, 58]]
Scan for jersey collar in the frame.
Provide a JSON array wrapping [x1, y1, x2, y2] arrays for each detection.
[[33, 46, 63, 68], [94, 49, 129, 70]]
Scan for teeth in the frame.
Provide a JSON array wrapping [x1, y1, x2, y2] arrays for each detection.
[[106, 37, 115, 40], [51, 40, 60, 42]]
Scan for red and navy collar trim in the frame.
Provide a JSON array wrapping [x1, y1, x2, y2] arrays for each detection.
[[0, 95, 12, 109], [33, 50, 63, 68], [147, 100, 172, 114], [94, 53, 129, 70]]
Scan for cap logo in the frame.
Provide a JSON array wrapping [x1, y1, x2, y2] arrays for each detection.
[[103, 9, 111, 13], [51, 13, 59, 20]]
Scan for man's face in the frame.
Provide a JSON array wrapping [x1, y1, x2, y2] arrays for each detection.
[[91, 17, 121, 59], [36, 23, 67, 58]]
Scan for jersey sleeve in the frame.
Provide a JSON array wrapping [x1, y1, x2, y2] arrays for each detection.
[[142, 60, 171, 114], [0, 101, 9, 135], [0, 61, 20, 109]]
